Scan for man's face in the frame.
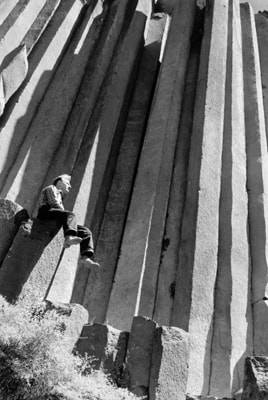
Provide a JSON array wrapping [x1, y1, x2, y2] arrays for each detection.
[[58, 177, 71, 195]]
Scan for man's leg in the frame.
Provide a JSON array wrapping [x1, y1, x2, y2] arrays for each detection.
[[38, 208, 81, 247], [77, 225, 100, 268]]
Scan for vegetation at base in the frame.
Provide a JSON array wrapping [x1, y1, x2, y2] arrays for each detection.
[[0, 295, 137, 400]]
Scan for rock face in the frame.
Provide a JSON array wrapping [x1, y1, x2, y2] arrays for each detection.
[[0, 198, 29, 265], [242, 357, 268, 400], [1, 1, 268, 399]]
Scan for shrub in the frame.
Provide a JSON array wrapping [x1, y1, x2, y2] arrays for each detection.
[[0, 295, 137, 400]]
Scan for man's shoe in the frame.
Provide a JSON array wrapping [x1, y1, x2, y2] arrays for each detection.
[[79, 256, 100, 270], [64, 235, 82, 248]]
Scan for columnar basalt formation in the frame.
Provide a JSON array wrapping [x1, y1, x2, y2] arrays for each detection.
[[1, 1, 268, 399], [106, 0, 197, 331]]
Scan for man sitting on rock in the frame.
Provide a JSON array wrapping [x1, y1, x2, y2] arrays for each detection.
[[37, 174, 100, 269]]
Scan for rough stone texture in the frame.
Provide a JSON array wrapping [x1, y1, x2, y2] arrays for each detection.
[[152, 8, 202, 326], [126, 316, 157, 397], [171, 0, 228, 395], [113, 331, 129, 387], [209, 1, 253, 397], [149, 326, 189, 400], [106, 0, 196, 332], [252, 300, 268, 357], [241, 3, 268, 355], [81, 13, 167, 324], [0, 198, 29, 265], [0, 218, 63, 302], [0, 0, 85, 191], [1, 1, 103, 211], [242, 357, 268, 400], [44, 300, 88, 349], [255, 13, 268, 146], [0, 44, 28, 114], [74, 323, 122, 377], [0, 0, 47, 68]]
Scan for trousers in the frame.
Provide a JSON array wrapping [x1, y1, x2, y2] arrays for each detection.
[[37, 206, 94, 257]]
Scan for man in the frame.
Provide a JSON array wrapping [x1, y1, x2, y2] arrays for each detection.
[[37, 174, 100, 269]]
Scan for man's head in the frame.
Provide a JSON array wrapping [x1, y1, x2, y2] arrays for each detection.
[[53, 174, 71, 195]]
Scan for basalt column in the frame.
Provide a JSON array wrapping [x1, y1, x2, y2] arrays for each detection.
[[106, 0, 197, 332], [81, 13, 167, 322], [171, 0, 228, 395], [241, 3, 268, 356], [209, 1, 253, 397], [152, 8, 203, 327]]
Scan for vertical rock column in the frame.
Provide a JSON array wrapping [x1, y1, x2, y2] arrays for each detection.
[[106, 0, 197, 332], [152, 9, 203, 326], [209, 1, 253, 397], [81, 13, 167, 323], [241, 3, 268, 356], [171, 0, 228, 395]]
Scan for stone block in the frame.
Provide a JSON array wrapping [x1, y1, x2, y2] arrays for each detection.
[[74, 323, 122, 377], [149, 326, 189, 400], [106, 0, 196, 332], [127, 316, 157, 397], [171, 0, 228, 395], [44, 300, 88, 349], [242, 357, 268, 400], [114, 331, 129, 387], [81, 12, 167, 324], [0, 218, 63, 302], [0, 198, 29, 265]]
